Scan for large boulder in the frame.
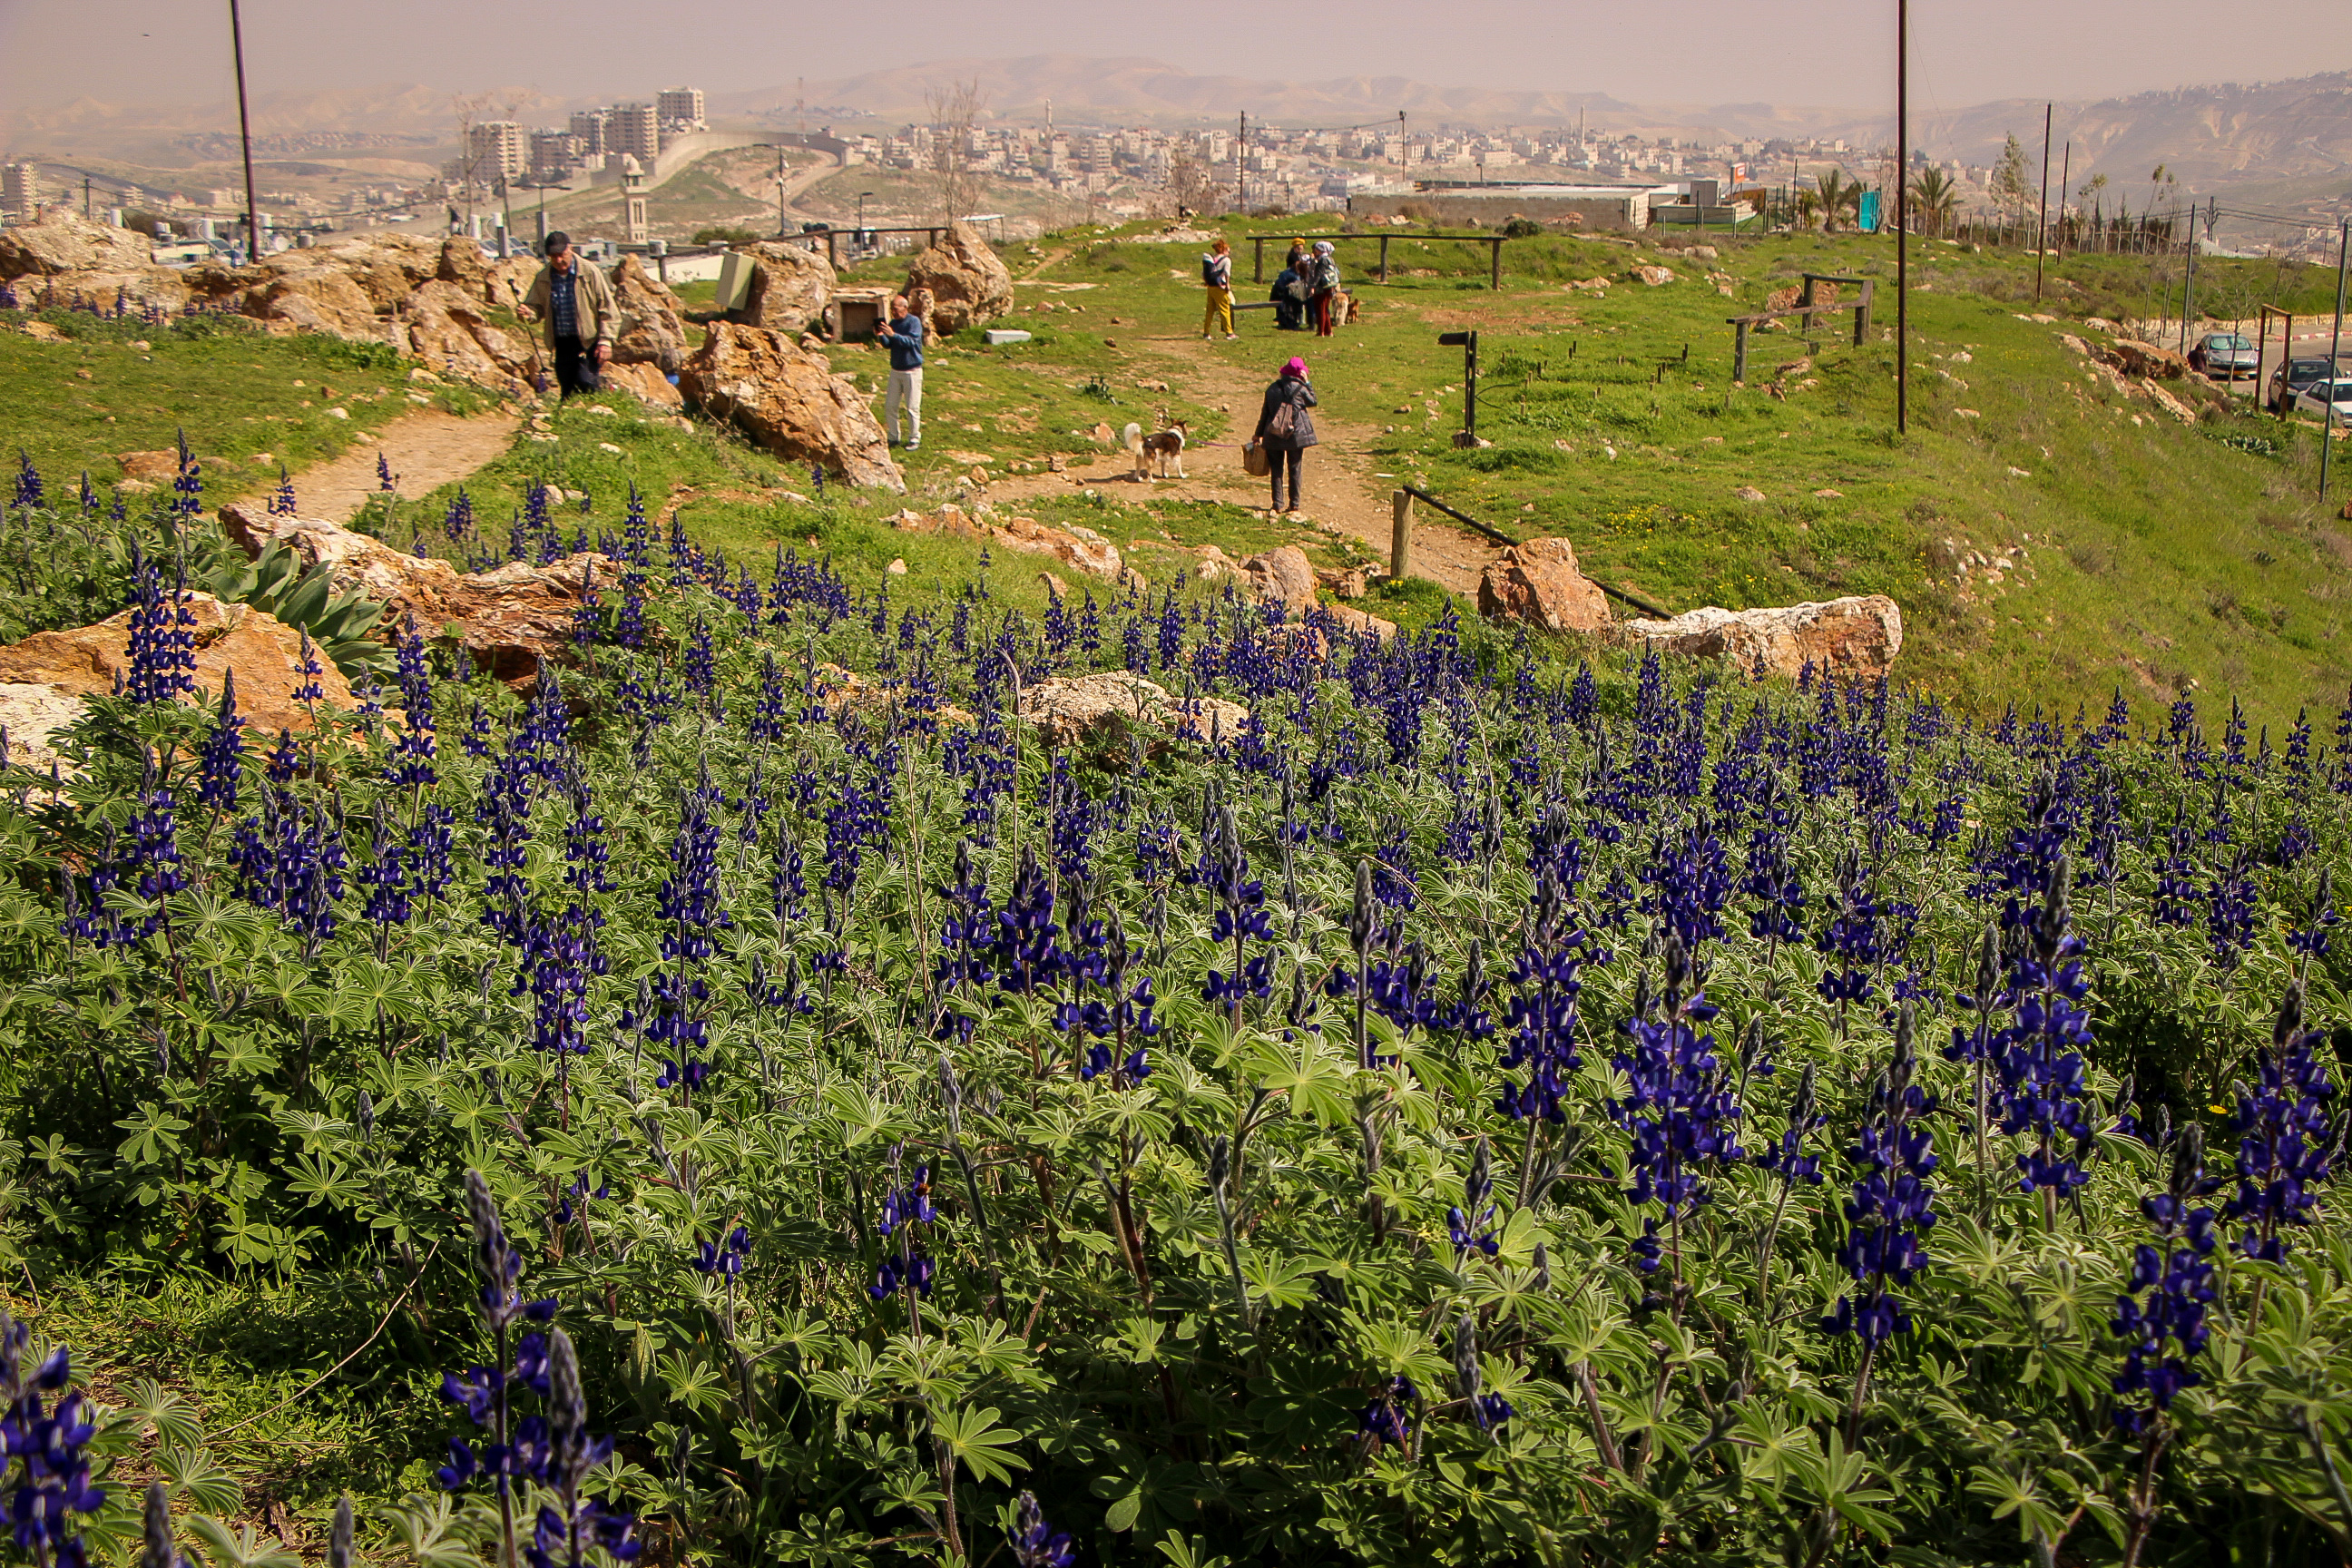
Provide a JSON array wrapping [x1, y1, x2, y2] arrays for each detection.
[[250, 262, 382, 339], [220, 502, 616, 688], [1618, 594, 1904, 680], [1477, 538, 1613, 632], [609, 253, 690, 373], [2105, 338, 2188, 379], [295, 233, 439, 311], [436, 235, 490, 290], [0, 593, 356, 742], [602, 360, 684, 410], [902, 220, 1013, 334], [0, 211, 152, 279], [1241, 545, 1317, 619], [393, 279, 533, 392], [736, 241, 836, 337], [679, 320, 903, 491], [1017, 671, 1248, 753], [0, 683, 95, 775]]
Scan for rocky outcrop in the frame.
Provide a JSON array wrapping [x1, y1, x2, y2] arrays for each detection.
[[991, 516, 1122, 578], [0, 683, 93, 775], [890, 505, 1123, 578], [2106, 339, 2187, 379], [1476, 538, 1613, 632], [611, 254, 690, 373], [1241, 545, 1318, 619], [903, 221, 1013, 334], [1631, 265, 1676, 287], [220, 503, 616, 687], [601, 360, 683, 410], [680, 321, 903, 490], [1017, 671, 1248, 753], [389, 279, 533, 392], [0, 211, 154, 278], [0, 593, 356, 740], [1618, 594, 1904, 680], [736, 242, 836, 337]]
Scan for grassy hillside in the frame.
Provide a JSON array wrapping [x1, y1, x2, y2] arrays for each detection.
[[6, 219, 2350, 730], [838, 218, 2352, 729]]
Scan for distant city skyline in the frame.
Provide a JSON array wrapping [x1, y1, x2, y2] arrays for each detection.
[[5, 0, 2351, 119]]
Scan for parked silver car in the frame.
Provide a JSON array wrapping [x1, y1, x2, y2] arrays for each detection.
[[2189, 331, 2259, 379], [2293, 378, 2352, 426]]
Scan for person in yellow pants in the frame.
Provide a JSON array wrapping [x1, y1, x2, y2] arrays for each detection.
[[1200, 238, 1237, 339]]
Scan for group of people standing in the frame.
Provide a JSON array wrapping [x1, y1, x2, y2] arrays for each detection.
[[1200, 236, 1343, 338]]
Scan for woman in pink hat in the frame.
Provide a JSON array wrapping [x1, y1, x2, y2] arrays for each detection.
[[1252, 356, 1318, 514]]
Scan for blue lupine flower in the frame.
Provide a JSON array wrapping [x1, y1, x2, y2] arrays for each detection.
[[1822, 1005, 1938, 1347], [1612, 935, 1744, 1278], [2112, 1126, 2219, 1434], [2223, 981, 2338, 1261], [122, 544, 198, 706], [1010, 1492, 1074, 1568]]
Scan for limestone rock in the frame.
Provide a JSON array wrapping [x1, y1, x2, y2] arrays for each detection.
[[601, 359, 683, 410], [1619, 595, 1904, 680], [0, 682, 91, 774], [1017, 671, 1248, 753], [991, 516, 1122, 578], [433, 235, 486, 292], [0, 593, 354, 737], [1632, 265, 1676, 287], [610, 253, 690, 373], [737, 242, 837, 337], [1733, 485, 1768, 502], [1241, 545, 1318, 618], [219, 503, 614, 688], [891, 504, 989, 540], [246, 259, 385, 340], [117, 450, 182, 484], [1477, 538, 1613, 632], [0, 211, 152, 279], [221, 502, 464, 618], [2106, 339, 2188, 379], [903, 220, 1014, 334], [394, 279, 532, 392], [679, 320, 903, 491]]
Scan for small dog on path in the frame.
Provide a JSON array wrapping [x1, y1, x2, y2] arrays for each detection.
[[1123, 419, 1188, 480]]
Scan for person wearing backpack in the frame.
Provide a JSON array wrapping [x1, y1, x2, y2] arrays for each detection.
[[1307, 240, 1341, 338], [1200, 238, 1237, 340], [1250, 355, 1318, 514]]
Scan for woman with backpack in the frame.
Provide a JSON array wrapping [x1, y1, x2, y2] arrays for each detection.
[[1200, 238, 1237, 340], [1251, 355, 1318, 514], [1307, 240, 1340, 338]]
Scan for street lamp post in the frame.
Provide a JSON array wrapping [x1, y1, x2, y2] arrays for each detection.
[[858, 191, 873, 252]]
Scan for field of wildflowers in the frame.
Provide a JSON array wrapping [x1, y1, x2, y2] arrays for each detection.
[[1, 456, 2349, 1567]]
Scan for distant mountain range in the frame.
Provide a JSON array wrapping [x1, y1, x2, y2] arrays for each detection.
[[4, 56, 2347, 204]]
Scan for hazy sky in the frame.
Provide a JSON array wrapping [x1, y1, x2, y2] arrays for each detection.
[[5, 0, 2350, 114]]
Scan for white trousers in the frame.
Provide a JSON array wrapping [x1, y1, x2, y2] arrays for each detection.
[[886, 368, 923, 443]]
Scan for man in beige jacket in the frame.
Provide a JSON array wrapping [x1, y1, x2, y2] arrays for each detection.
[[519, 231, 619, 398]]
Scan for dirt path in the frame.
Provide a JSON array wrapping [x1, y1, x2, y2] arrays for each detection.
[[980, 331, 1504, 593], [234, 408, 522, 523]]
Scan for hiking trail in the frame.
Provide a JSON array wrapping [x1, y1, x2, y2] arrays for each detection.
[[982, 329, 1503, 593], [235, 408, 521, 524]]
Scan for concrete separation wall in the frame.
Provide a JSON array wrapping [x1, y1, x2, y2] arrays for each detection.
[[1347, 183, 1664, 231]]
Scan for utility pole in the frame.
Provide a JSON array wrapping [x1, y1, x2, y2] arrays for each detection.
[[228, 0, 263, 261], [2055, 141, 2071, 262], [1398, 110, 1406, 169], [776, 144, 786, 236], [2322, 219, 2347, 503], [2034, 102, 2053, 300], [1896, 0, 1908, 434]]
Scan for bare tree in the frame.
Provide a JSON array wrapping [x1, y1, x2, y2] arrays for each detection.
[[452, 92, 494, 234], [926, 79, 985, 229], [1165, 146, 1214, 218]]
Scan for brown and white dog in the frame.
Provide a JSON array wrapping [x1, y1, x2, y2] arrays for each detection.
[[1123, 419, 1189, 480]]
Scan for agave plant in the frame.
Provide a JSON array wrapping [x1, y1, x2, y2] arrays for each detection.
[[206, 541, 394, 679]]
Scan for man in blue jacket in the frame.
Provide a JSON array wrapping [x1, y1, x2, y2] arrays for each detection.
[[877, 295, 925, 451]]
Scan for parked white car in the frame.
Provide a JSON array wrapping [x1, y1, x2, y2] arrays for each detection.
[[2294, 378, 2352, 426]]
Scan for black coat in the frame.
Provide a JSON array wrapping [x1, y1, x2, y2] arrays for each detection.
[[1254, 377, 1318, 449]]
